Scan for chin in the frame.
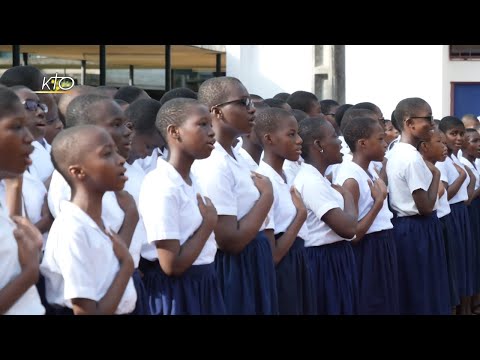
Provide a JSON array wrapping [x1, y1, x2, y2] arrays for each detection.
[[287, 153, 300, 162]]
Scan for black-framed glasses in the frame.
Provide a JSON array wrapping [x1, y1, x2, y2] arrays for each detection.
[[211, 97, 255, 111], [406, 115, 434, 123], [22, 99, 48, 113]]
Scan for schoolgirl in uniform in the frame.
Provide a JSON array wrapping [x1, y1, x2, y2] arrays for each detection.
[[386, 97, 450, 315], [138, 98, 225, 315], [0, 85, 45, 315], [437, 116, 475, 315], [336, 116, 399, 314], [192, 76, 278, 315], [293, 117, 359, 315], [40, 125, 136, 315], [254, 107, 316, 315]]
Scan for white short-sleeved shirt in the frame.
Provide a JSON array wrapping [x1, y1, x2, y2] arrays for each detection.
[[435, 155, 468, 204], [385, 135, 401, 157], [475, 158, 480, 173], [139, 160, 217, 265], [192, 142, 269, 231], [237, 147, 259, 172], [134, 147, 169, 174], [123, 162, 149, 268], [29, 140, 54, 183], [0, 205, 45, 315], [460, 156, 480, 190], [339, 135, 351, 156], [386, 142, 434, 217], [256, 161, 309, 240], [283, 156, 304, 182], [40, 201, 137, 314], [294, 162, 349, 247], [436, 190, 451, 219], [47, 170, 125, 233], [22, 170, 49, 248], [334, 161, 393, 234]]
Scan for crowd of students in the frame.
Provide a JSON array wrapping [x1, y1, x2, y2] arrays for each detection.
[[1, 65, 480, 315]]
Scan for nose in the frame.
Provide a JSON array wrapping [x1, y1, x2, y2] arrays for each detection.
[[23, 127, 34, 144], [296, 134, 303, 145]]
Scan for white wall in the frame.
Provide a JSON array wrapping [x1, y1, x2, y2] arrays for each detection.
[[442, 45, 480, 117], [226, 45, 314, 98], [345, 45, 444, 119]]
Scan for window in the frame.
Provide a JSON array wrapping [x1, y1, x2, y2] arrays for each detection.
[[449, 45, 480, 60]]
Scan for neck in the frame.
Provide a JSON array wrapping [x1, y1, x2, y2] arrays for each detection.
[[352, 152, 371, 172], [213, 122, 236, 157], [451, 149, 458, 157], [71, 186, 105, 229], [242, 139, 262, 164], [399, 131, 422, 149], [465, 152, 476, 165], [306, 155, 329, 176], [263, 151, 285, 179], [168, 149, 194, 183]]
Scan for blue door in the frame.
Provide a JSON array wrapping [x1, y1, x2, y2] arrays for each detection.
[[452, 82, 480, 118]]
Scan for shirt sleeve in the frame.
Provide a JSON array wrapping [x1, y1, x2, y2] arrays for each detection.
[[405, 156, 433, 194], [297, 174, 341, 221], [435, 161, 449, 184]]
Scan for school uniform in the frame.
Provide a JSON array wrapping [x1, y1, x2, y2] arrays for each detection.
[[237, 147, 259, 172], [283, 156, 304, 182], [0, 204, 45, 315], [48, 170, 125, 232], [256, 161, 316, 315], [192, 142, 278, 315], [29, 140, 54, 183], [22, 170, 49, 248], [387, 142, 450, 315], [460, 156, 480, 294], [436, 155, 474, 298], [435, 185, 460, 308], [335, 161, 399, 315], [293, 162, 358, 315], [139, 160, 225, 315], [40, 201, 137, 315], [134, 147, 169, 174], [123, 161, 150, 315]]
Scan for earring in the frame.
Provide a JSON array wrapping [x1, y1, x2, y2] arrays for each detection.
[[319, 148, 324, 153]]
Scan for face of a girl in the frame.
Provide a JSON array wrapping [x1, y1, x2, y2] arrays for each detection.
[[463, 131, 480, 159], [425, 131, 448, 163], [364, 123, 387, 162], [444, 125, 465, 153], [321, 121, 343, 165], [268, 115, 303, 161], [405, 105, 434, 141], [15, 88, 47, 141], [384, 121, 399, 145], [0, 104, 34, 179], [176, 104, 215, 160]]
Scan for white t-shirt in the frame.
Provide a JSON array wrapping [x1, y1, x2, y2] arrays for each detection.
[[192, 142, 270, 231], [435, 155, 468, 204], [436, 190, 451, 219], [29, 140, 54, 183], [256, 161, 309, 240], [460, 157, 480, 191], [0, 205, 45, 315], [334, 161, 393, 234], [386, 142, 434, 217], [22, 170, 49, 248], [237, 147, 259, 172], [40, 201, 137, 314], [48, 170, 125, 232], [293, 163, 350, 247], [139, 160, 217, 265]]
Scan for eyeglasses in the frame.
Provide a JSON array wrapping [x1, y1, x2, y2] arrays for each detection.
[[211, 97, 255, 111], [22, 99, 48, 113], [406, 115, 434, 123]]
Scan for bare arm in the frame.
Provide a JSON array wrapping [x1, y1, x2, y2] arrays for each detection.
[[266, 187, 307, 265], [464, 166, 476, 205], [343, 178, 387, 243], [214, 173, 273, 255], [446, 163, 467, 201], [322, 184, 357, 239], [155, 195, 217, 276], [71, 231, 134, 315], [0, 217, 42, 314], [412, 161, 440, 215], [4, 175, 23, 217], [34, 195, 53, 234], [115, 190, 139, 248]]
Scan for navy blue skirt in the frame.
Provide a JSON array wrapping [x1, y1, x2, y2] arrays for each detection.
[[139, 258, 225, 315], [305, 240, 358, 315], [131, 268, 150, 315], [467, 198, 480, 293], [392, 212, 450, 315], [439, 214, 460, 307], [215, 231, 279, 315], [274, 234, 316, 315], [449, 202, 475, 298], [352, 229, 399, 315]]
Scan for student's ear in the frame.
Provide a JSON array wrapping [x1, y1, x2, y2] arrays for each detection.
[[404, 117, 414, 129], [263, 133, 273, 145], [314, 139, 324, 153], [68, 165, 85, 181], [167, 124, 180, 141], [358, 138, 367, 149], [210, 106, 223, 119]]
